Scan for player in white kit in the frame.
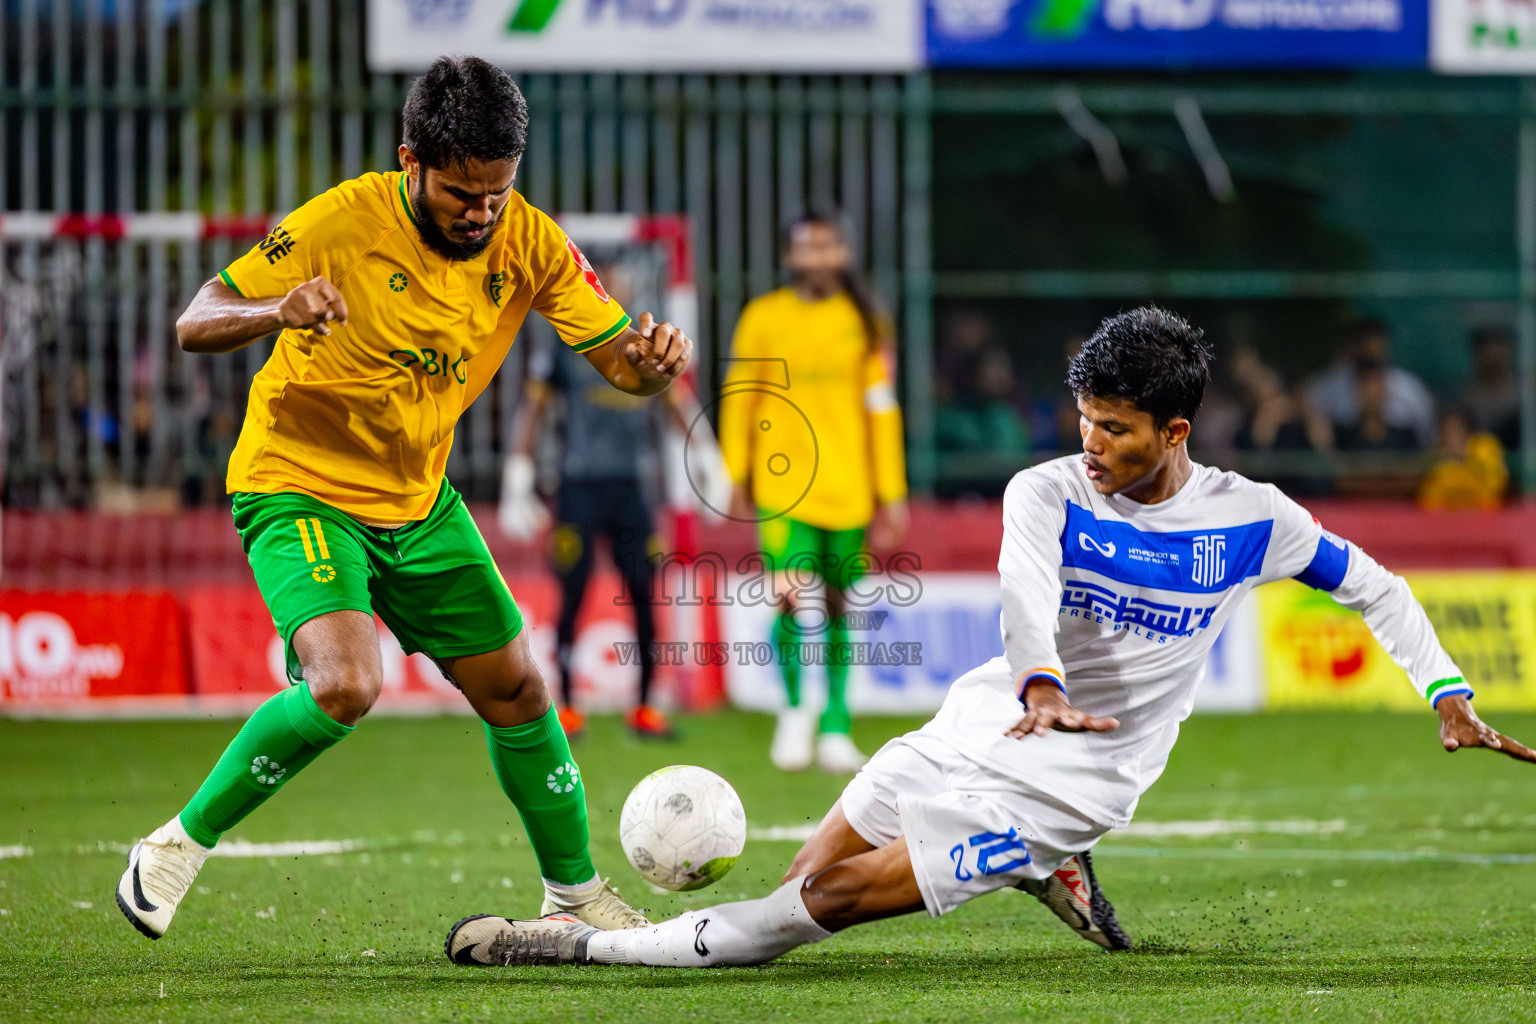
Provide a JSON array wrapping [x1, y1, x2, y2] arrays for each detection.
[[445, 306, 1535, 968]]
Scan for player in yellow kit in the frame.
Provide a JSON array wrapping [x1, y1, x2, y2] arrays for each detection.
[[720, 213, 908, 775], [115, 57, 687, 942]]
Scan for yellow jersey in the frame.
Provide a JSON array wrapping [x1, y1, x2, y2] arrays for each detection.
[[220, 171, 630, 522], [719, 288, 906, 531]]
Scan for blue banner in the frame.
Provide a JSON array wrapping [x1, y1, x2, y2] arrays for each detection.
[[927, 0, 1429, 68]]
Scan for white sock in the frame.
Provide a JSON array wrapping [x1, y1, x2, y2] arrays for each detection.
[[586, 876, 831, 967], [542, 873, 602, 909]]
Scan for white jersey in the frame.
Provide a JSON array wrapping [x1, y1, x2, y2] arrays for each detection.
[[928, 455, 1467, 828]]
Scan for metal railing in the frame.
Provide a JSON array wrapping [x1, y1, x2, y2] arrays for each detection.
[[1, 1, 933, 506]]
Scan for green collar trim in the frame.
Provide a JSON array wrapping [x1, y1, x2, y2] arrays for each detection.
[[397, 173, 415, 224]]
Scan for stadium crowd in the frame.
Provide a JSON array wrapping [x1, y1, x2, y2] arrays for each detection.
[[934, 311, 1520, 509]]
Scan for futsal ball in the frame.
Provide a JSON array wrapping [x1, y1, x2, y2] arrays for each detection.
[[619, 765, 747, 891]]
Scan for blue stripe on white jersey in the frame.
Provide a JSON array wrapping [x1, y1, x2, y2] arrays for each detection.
[[1059, 502, 1273, 595], [1295, 530, 1350, 591]]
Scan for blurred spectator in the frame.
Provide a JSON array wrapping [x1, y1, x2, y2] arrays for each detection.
[[935, 308, 997, 405], [936, 344, 1030, 457], [1418, 406, 1508, 510], [1458, 326, 1520, 451], [1334, 360, 1423, 452], [1229, 346, 1333, 454], [1306, 318, 1437, 447]]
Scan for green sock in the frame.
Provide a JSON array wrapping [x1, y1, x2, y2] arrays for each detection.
[[772, 611, 802, 707], [178, 683, 353, 848], [484, 705, 595, 885], [821, 617, 852, 735]]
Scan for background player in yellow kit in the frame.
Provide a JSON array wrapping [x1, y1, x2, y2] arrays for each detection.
[[721, 212, 909, 775], [115, 57, 687, 942]]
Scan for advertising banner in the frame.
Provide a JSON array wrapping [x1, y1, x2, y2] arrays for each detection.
[[1431, 0, 1536, 72], [0, 591, 188, 703], [368, 0, 925, 73], [721, 571, 1263, 714], [186, 573, 671, 714], [928, 0, 1429, 67], [1260, 574, 1536, 711]]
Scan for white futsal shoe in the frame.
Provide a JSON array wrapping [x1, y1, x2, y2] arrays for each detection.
[[770, 707, 817, 772], [1018, 850, 1133, 951], [539, 877, 650, 930], [446, 913, 598, 966], [816, 732, 869, 774], [115, 817, 212, 940]]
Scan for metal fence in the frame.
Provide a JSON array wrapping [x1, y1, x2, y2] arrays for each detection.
[[0, 0, 933, 508]]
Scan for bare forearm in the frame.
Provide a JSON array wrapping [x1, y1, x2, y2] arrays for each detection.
[[176, 279, 287, 354], [588, 332, 671, 396]]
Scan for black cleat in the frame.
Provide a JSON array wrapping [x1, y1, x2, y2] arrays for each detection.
[[1018, 850, 1133, 951]]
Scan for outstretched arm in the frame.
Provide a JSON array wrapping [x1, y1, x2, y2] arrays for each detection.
[[581, 311, 692, 397], [1274, 496, 1535, 765], [176, 276, 348, 354]]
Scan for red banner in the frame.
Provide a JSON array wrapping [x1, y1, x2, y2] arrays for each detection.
[[0, 591, 189, 702], [184, 573, 684, 712], [0, 571, 717, 714]]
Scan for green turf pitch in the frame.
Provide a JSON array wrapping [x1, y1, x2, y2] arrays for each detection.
[[2, 711, 1534, 1023]]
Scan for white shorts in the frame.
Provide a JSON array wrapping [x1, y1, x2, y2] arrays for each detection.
[[840, 728, 1108, 917]]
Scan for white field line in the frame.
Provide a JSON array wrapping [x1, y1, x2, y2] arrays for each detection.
[[748, 825, 818, 842], [747, 822, 1535, 865], [747, 820, 1352, 843], [0, 846, 32, 859], [210, 839, 368, 858], [1104, 846, 1536, 866], [1118, 819, 1351, 838]]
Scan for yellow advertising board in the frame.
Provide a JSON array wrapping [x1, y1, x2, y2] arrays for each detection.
[[1260, 573, 1536, 711]]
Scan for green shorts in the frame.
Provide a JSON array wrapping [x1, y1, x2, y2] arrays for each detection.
[[757, 514, 869, 593], [233, 481, 524, 684]]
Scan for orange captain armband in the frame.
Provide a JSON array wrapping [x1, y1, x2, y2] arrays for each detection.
[[1018, 668, 1067, 703]]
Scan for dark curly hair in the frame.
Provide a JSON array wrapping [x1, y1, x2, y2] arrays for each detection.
[[402, 56, 528, 171], [1066, 307, 1212, 426]]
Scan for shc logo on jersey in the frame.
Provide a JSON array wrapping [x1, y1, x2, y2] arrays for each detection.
[[1191, 534, 1227, 588], [1079, 533, 1116, 558], [564, 237, 611, 303]]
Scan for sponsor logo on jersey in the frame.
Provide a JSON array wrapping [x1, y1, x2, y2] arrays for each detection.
[[258, 225, 295, 265], [1061, 502, 1270, 595], [1079, 533, 1116, 558], [1060, 579, 1219, 640], [564, 237, 611, 303]]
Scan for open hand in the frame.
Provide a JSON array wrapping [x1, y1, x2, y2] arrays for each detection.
[[1438, 694, 1536, 763], [624, 311, 692, 384], [279, 276, 349, 336], [1006, 679, 1119, 740]]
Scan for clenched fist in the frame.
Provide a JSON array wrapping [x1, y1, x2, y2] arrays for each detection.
[[280, 276, 349, 336], [623, 311, 692, 385]]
